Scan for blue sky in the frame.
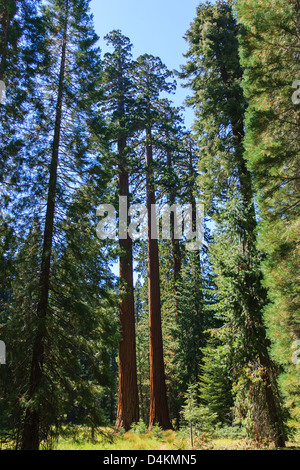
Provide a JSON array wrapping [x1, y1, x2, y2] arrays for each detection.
[[90, 0, 202, 127]]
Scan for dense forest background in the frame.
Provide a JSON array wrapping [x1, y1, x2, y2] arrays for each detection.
[[0, 0, 299, 450]]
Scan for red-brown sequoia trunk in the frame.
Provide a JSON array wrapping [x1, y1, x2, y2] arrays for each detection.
[[166, 142, 181, 316], [146, 128, 172, 430], [115, 136, 139, 431]]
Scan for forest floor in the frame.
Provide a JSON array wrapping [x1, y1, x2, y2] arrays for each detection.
[[54, 427, 300, 451]]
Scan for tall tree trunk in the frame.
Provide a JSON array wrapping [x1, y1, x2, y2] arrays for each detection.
[[115, 134, 139, 431], [166, 142, 181, 316], [171, 227, 181, 316], [21, 4, 68, 450], [188, 140, 201, 266], [146, 128, 172, 430], [218, 54, 287, 446], [230, 107, 287, 448]]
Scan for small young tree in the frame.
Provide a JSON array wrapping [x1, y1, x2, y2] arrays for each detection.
[[182, 383, 217, 448]]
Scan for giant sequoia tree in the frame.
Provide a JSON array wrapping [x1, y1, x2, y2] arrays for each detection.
[[102, 30, 139, 431], [134, 54, 175, 430], [180, 0, 286, 446]]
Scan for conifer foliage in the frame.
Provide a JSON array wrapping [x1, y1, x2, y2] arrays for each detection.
[[236, 0, 300, 431], [0, 0, 299, 450], [180, 0, 287, 446], [101, 30, 139, 432]]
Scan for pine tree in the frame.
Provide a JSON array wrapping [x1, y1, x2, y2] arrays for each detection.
[[236, 0, 300, 432], [0, 0, 45, 224], [49, 185, 119, 433], [180, 0, 287, 446], [199, 337, 233, 425], [0, 219, 44, 448], [7, 0, 110, 449], [0, 211, 18, 443], [0, 0, 44, 447], [134, 275, 150, 424]]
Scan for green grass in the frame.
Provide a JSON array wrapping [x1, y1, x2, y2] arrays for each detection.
[[55, 427, 178, 451], [2, 425, 299, 450], [54, 426, 300, 451]]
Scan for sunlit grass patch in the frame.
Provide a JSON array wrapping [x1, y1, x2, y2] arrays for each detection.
[[56, 426, 179, 451], [53, 426, 300, 451]]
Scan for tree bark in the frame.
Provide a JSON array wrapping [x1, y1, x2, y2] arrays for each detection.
[[21, 3, 68, 450], [230, 100, 287, 449], [166, 143, 181, 316], [146, 128, 172, 430], [217, 56, 287, 447], [114, 54, 139, 429], [115, 135, 139, 431]]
